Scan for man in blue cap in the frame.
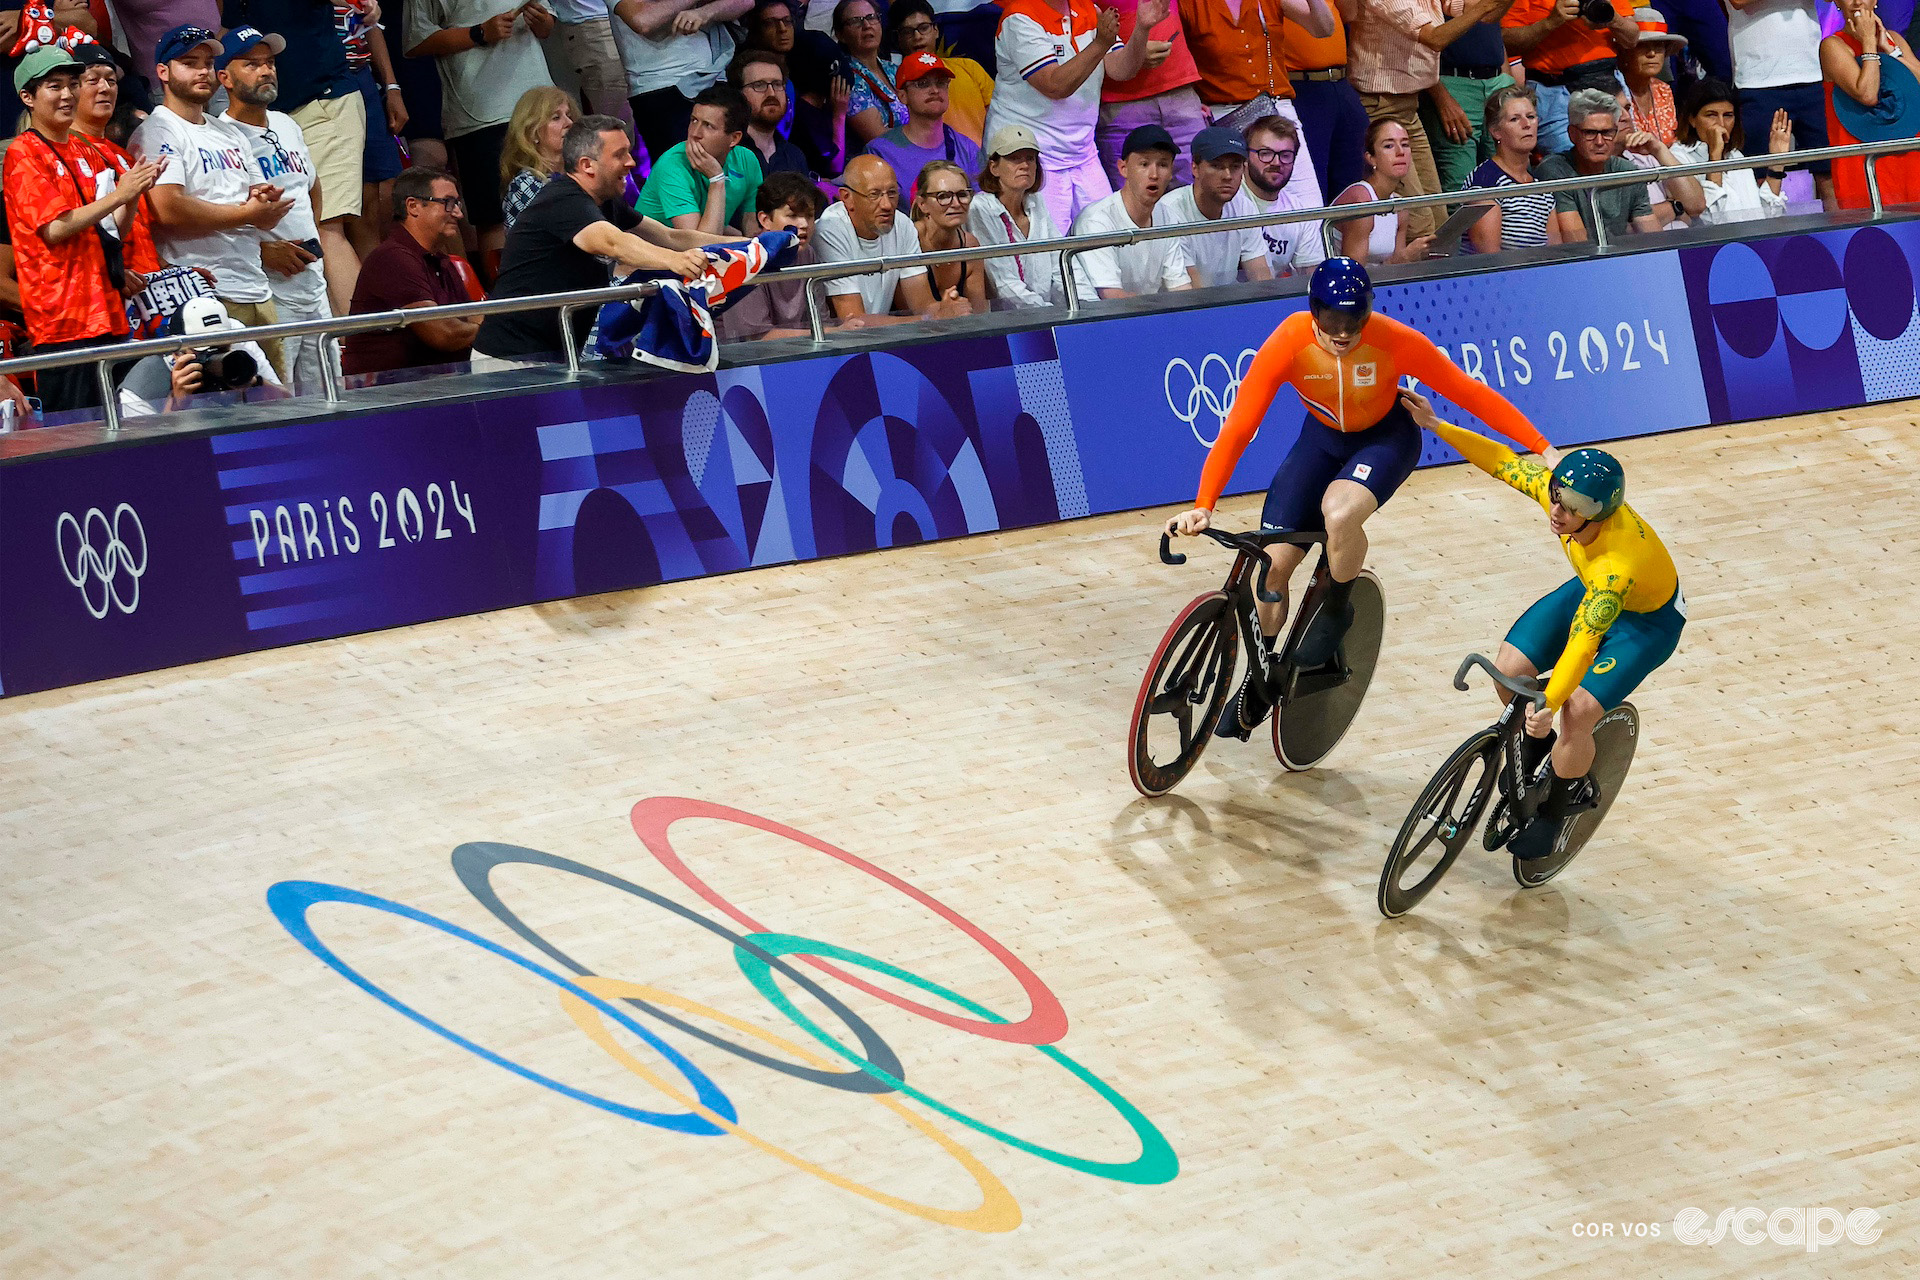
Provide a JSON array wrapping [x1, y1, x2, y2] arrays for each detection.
[[132, 24, 297, 381], [219, 25, 336, 394], [1067, 122, 1199, 298], [1152, 125, 1273, 288]]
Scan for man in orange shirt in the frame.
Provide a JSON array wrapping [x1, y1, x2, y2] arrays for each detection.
[[1502, 0, 1638, 155], [1167, 257, 1553, 738], [1281, 3, 1367, 200], [1178, 0, 1333, 215], [3, 47, 163, 413]]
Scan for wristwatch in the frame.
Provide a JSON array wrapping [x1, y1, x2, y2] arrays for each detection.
[[383, 83, 402, 93], [468, 22, 489, 45]]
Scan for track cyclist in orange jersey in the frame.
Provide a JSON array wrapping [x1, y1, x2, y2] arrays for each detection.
[[1166, 257, 1556, 741], [1398, 387, 1687, 861]]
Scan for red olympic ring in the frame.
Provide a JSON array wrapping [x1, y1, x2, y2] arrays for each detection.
[[630, 796, 1069, 1046]]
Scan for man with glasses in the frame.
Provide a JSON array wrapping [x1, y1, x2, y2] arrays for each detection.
[[219, 27, 335, 396], [864, 52, 982, 197], [1238, 114, 1325, 274], [343, 166, 483, 375], [1533, 87, 1663, 240], [730, 51, 810, 177], [813, 152, 973, 324], [133, 24, 298, 382]]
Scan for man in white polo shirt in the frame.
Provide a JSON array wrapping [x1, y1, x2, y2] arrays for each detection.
[[983, 0, 1170, 236], [1152, 124, 1273, 288], [1068, 123, 1197, 297], [1724, 0, 1832, 209], [813, 154, 975, 324]]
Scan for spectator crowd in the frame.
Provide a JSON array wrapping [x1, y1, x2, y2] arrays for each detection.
[[3, 0, 1919, 417]]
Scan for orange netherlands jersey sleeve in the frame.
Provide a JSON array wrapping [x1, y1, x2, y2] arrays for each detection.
[[1194, 311, 1313, 509], [1383, 316, 1551, 455]]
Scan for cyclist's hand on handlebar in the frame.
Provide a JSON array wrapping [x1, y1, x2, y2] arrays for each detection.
[[1526, 703, 1556, 737], [1167, 508, 1212, 537]]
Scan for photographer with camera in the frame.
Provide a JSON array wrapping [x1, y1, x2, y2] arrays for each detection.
[[1502, 0, 1638, 156], [116, 294, 282, 416]]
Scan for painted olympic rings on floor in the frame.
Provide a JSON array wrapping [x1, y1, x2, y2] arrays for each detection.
[[631, 796, 1071, 1046], [562, 976, 1023, 1232], [268, 799, 1178, 1229], [450, 841, 905, 1094], [737, 933, 1179, 1186], [266, 880, 736, 1134]]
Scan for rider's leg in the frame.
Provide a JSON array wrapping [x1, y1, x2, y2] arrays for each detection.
[[1549, 689, 1603, 780], [1494, 643, 1540, 717], [1320, 478, 1378, 591], [1257, 543, 1310, 642]]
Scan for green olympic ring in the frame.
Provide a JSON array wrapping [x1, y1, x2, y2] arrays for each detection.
[[735, 932, 1180, 1186]]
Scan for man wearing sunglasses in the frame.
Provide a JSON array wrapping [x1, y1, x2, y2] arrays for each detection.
[[1167, 255, 1553, 739], [219, 27, 334, 396], [1398, 385, 1683, 861]]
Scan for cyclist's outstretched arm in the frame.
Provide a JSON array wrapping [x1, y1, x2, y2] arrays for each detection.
[[1193, 314, 1312, 511], [1544, 568, 1633, 710], [1403, 390, 1555, 508], [1391, 320, 1551, 456]]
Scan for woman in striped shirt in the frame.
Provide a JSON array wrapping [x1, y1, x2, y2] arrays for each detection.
[[1465, 85, 1563, 254]]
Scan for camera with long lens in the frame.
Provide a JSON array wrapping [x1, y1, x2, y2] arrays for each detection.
[[1579, 0, 1614, 25], [169, 296, 260, 392]]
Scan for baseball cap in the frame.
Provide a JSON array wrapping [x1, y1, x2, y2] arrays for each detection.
[[896, 51, 951, 85], [155, 24, 223, 66], [986, 124, 1039, 158], [70, 41, 119, 71], [13, 46, 82, 95], [1191, 125, 1248, 164], [1121, 123, 1177, 159], [217, 25, 287, 69]]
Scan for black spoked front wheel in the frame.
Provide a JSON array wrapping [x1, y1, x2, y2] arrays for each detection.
[[1378, 729, 1501, 918], [1128, 592, 1241, 797], [1513, 702, 1641, 888]]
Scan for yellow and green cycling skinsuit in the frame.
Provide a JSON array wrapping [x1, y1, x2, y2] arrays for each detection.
[[1424, 417, 1686, 712]]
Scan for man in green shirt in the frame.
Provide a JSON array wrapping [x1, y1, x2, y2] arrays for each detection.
[[1534, 88, 1665, 242], [635, 84, 764, 234]]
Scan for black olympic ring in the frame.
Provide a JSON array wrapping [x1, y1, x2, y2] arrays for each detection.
[[450, 842, 906, 1094]]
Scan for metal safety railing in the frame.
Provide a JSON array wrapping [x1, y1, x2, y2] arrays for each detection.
[[4, 133, 1918, 438]]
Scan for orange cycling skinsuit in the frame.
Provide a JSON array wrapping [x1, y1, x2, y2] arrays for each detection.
[[1420, 415, 1686, 713], [1195, 309, 1552, 529]]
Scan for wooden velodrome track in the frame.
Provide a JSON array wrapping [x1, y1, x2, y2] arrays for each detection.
[[2, 403, 1915, 1278]]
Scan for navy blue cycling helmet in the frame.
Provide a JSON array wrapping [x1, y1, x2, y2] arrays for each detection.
[[1308, 257, 1373, 336]]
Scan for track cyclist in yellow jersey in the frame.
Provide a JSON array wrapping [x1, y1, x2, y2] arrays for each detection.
[[1398, 387, 1687, 860], [1166, 257, 1556, 742]]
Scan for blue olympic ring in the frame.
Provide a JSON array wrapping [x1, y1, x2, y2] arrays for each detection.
[[266, 879, 737, 1135]]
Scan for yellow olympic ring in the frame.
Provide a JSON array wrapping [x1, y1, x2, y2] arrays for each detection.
[[561, 975, 1024, 1233]]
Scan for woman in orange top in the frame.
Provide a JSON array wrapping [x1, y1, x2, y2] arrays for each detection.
[[1167, 256, 1554, 737], [1822, 0, 1920, 211]]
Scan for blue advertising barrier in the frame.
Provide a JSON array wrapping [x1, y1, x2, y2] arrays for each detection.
[[0, 224, 1894, 698]]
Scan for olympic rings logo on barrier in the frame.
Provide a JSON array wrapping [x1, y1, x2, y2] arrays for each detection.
[[55, 504, 148, 619], [1164, 349, 1259, 448], [266, 797, 1178, 1231]]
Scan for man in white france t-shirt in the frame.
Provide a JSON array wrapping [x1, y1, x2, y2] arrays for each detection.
[[1723, 0, 1833, 208], [133, 24, 297, 381], [1152, 125, 1274, 288], [1069, 122, 1197, 297], [983, 0, 1170, 237], [220, 27, 336, 397]]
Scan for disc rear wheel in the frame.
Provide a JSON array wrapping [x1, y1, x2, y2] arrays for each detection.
[[1513, 703, 1640, 887], [1273, 569, 1385, 772]]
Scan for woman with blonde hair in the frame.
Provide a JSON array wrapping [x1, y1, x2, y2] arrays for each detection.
[[911, 159, 988, 314], [500, 87, 578, 230]]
